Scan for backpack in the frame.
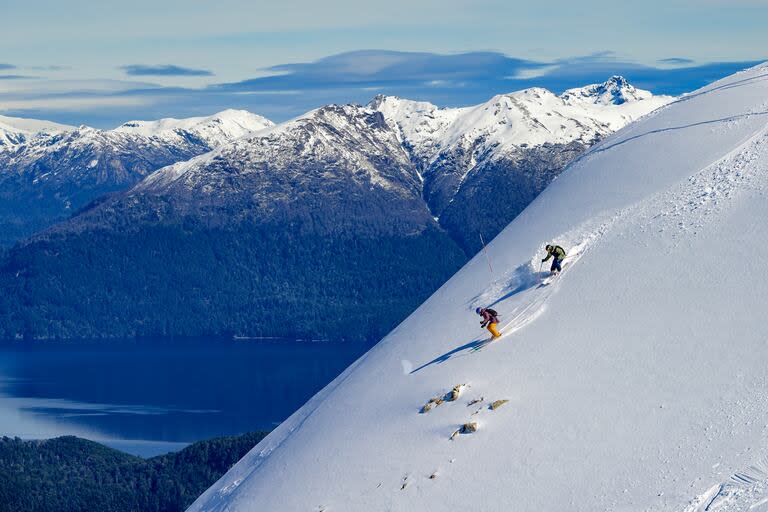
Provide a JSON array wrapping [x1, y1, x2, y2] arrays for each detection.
[[485, 308, 499, 318]]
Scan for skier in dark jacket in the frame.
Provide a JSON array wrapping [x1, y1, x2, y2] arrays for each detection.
[[542, 244, 567, 275], [476, 307, 501, 339]]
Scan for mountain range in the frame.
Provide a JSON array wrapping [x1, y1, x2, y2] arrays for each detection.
[[0, 110, 273, 244], [0, 77, 671, 341], [374, 75, 671, 252]]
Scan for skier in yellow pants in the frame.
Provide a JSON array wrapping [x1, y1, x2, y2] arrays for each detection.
[[476, 307, 501, 339]]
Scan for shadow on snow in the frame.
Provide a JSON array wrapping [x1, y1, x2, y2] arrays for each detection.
[[410, 262, 545, 375]]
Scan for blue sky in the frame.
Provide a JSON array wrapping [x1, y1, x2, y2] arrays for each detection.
[[1, 0, 765, 127]]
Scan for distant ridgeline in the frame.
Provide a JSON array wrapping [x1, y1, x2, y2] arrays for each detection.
[[0, 432, 268, 512], [0, 79, 671, 341]]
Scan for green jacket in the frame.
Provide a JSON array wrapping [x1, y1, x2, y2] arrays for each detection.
[[542, 245, 566, 262]]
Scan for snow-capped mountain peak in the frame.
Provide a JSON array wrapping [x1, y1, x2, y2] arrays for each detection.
[[0, 114, 74, 148], [560, 75, 650, 106], [113, 109, 274, 145]]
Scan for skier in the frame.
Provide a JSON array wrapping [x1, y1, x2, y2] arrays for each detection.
[[476, 307, 501, 339], [542, 244, 567, 275]]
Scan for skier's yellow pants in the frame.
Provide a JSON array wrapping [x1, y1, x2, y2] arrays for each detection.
[[487, 323, 501, 338]]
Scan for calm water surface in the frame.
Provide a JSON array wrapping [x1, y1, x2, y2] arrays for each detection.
[[0, 340, 368, 457]]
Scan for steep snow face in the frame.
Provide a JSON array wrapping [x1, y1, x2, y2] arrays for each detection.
[[0, 114, 73, 148], [189, 63, 768, 511]]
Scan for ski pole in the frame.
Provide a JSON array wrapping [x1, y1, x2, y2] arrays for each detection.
[[479, 233, 493, 274]]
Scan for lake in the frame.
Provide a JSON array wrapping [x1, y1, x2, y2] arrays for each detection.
[[0, 340, 369, 457]]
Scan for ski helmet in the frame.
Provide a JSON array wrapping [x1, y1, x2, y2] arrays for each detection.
[[475, 307, 482, 314], [545, 244, 553, 251]]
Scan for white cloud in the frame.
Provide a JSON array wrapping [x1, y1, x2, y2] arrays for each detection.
[[508, 65, 560, 80], [0, 79, 159, 95], [0, 96, 152, 112]]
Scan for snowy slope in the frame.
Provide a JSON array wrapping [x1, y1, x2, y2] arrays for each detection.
[[188, 62, 768, 512]]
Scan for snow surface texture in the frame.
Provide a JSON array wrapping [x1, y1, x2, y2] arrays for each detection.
[[188, 63, 768, 511]]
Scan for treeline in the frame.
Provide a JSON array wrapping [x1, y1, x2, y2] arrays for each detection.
[[0, 432, 268, 512], [0, 222, 466, 342]]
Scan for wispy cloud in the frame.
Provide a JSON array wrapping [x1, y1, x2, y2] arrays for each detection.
[[1, 95, 152, 110], [1, 50, 764, 127], [121, 64, 214, 77], [659, 57, 695, 65], [210, 50, 764, 110], [219, 50, 548, 91], [27, 65, 71, 71]]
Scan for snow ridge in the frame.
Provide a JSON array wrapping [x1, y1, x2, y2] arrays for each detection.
[[370, 76, 673, 166], [0, 114, 73, 148], [113, 109, 273, 146]]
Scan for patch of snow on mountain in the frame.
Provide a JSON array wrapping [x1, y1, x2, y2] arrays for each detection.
[[0, 114, 73, 148], [113, 109, 274, 146]]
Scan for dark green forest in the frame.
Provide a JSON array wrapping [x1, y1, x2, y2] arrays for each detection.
[[0, 432, 268, 512], [0, 222, 466, 342]]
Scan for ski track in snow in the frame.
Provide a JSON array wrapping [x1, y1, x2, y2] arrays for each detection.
[[475, 112, 768, 347], [468, 212, 623, 340], [685, 459, 768, 512], [635, 118, 768, 251]]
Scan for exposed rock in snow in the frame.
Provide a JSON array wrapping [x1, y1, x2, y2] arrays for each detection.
[[446, 384, 466, 402], [421, 397, 444, 414], [489, 399, 509, 411]]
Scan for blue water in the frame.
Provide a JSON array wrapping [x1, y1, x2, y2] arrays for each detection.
[[0, 340, 368, 457]]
